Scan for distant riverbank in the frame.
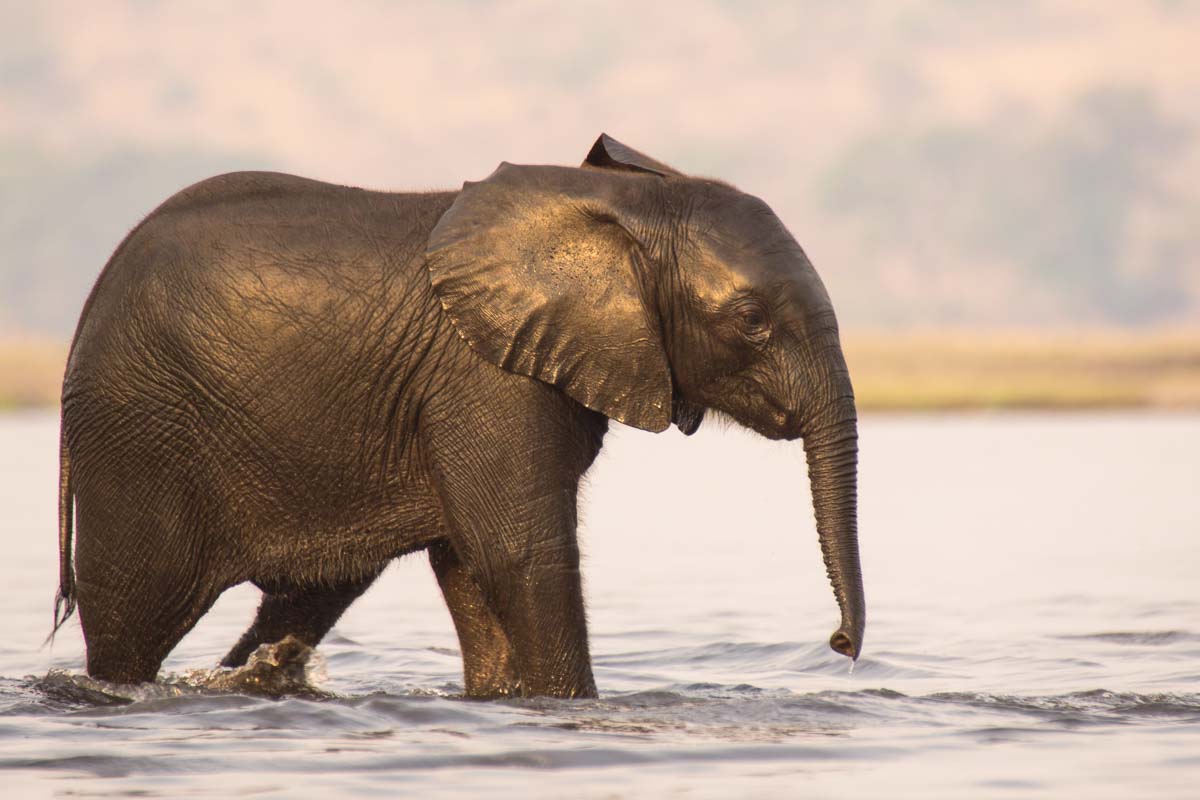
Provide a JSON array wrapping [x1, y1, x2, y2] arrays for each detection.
[[843, 330, 1200, 411], [0, 338, 67, 410], [3, 330, 1198, 412]]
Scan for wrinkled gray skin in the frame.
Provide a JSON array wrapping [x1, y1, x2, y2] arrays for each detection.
[[54, 135, 864, 698]]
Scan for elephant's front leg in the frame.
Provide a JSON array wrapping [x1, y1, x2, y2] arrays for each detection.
[[429, 541, 518, 697], [428, 413, 600, 699]]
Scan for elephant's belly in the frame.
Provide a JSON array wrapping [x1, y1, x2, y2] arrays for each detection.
[[239, 480, 448, 591]]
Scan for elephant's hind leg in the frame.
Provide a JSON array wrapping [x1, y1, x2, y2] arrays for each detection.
[[221, 572, 381, 668], [76, 524, 222, 684], [429, 541, 517, 697], [81, 583, 221, 684]]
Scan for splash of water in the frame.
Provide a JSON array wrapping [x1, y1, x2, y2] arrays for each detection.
[[34, 636, 330, 706], [190, 636, 330, 698]]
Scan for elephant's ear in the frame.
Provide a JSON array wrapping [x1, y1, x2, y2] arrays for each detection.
[[426, 163, 673, 433], [583, 133, 684, 177]]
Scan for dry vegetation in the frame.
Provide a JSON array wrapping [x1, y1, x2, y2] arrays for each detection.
[[845, 330, 1200, 411], [0, 338, 67, 410], [2, 332, 1198, 413]]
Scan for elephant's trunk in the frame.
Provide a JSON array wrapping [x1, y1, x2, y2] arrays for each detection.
[[801, 376, 865, 660]]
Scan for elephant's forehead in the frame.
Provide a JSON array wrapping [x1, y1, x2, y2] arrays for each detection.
[[686, 217, 823, 305]]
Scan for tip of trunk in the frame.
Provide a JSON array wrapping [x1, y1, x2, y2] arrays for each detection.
[[829, 628, 862, 660]]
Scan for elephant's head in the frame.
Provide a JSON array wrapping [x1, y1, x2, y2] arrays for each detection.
[[426, 134, 865, 660]]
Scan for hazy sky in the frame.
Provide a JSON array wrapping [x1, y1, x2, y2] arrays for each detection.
[[2, 1, 1198, 332]]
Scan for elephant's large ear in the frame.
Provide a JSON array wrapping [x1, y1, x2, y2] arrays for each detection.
[[426, 163, 672, 432], [583, 133, 684, 177]]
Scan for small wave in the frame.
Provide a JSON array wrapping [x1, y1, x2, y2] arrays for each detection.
[[538, 685, 1200, 740], [598, 640, 944, 681], [926, 689, 1200, 725], [0, 753, 182, 778], [508, 684, 898, 742], [9, 673, 133, 713], [1057, 631, 1197, 646], [28, 671, 198, 711]]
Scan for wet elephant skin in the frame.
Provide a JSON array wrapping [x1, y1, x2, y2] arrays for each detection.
[[53, 134, 864, 698]]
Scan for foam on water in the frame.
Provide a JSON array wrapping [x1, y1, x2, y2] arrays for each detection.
[[22, 636, 330, 711]]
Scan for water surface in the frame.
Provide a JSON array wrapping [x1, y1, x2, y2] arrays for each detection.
[[1, 411, 1197, 797]]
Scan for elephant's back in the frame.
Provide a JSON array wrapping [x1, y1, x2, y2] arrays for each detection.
[[152, 171, 348, 216], [62, 173, 459, 452], [70, 172, 382, 338], [65, 174, 455, 381]]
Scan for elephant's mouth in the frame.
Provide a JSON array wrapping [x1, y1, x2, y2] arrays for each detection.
[[672, 397, 705, 436], [703, 373, 802, 441]]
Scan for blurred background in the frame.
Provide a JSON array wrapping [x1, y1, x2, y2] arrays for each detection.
[[1, 0, 1198, 410], [1, 6, 1198, 795]]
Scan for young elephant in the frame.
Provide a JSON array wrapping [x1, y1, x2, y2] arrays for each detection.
[[54, 135, 865, 697]]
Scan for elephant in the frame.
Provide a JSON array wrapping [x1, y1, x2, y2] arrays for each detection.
[[52, 134, 865, 698]]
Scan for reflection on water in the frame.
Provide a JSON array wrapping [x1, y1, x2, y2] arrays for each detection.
[[0, 411, 1197, 797]]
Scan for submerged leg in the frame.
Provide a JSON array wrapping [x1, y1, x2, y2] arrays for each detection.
[[221, 572, 381, 668], [427, 402, 602, 698], [76, 537, 222, 683], [73, 490, 224, 683], [429, 541, 517, 697]]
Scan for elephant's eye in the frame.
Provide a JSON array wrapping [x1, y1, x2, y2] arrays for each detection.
[[741, 308, 765, 328], [733, 300, 771, 341]]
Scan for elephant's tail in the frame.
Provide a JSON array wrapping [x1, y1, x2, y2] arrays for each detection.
[[48, 422, 77, 643]]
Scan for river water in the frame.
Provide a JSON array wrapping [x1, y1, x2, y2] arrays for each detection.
[[0, 411, 1197, 798]]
